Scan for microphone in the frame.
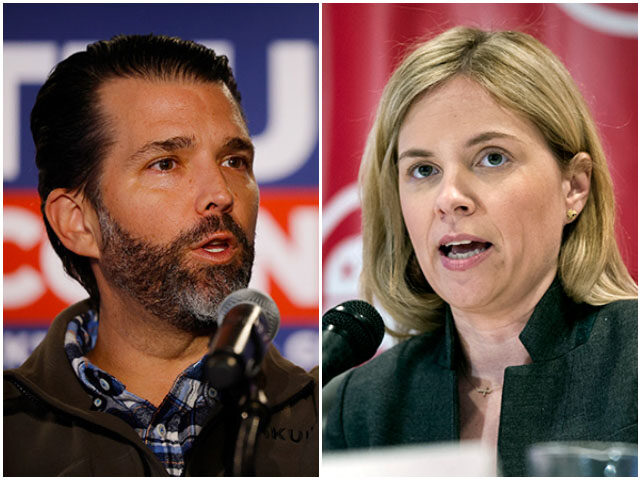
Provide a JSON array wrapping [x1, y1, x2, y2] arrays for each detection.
[[206, 288, 280, 391], [322, 300, 385, 386]]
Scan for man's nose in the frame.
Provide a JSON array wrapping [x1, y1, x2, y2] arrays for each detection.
[[434, 169, 476, 220], [194, 163, 234, 215]]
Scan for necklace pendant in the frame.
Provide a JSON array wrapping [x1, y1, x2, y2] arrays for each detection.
[[476, 386, 492, 397]]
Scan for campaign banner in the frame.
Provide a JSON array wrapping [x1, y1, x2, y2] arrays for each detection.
[[3, 4, 319, 370], [323, 3, 638, 320]]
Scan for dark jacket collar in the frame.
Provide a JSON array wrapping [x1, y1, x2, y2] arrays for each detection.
[[436, 277, 597, 369], [436, 308, 460, 369], [7, 299, 316, 414], [518, 278, 596, 362]]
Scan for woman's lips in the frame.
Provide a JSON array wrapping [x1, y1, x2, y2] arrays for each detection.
[[439, 240, 492, 258], [439, 242, 493, 271], [437, 235, 493, 271]]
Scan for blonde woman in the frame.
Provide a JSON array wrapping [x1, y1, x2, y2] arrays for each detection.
[[323, 27, 637, 475]]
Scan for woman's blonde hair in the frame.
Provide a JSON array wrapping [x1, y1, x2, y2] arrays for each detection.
[[359, 26, 637, 337]]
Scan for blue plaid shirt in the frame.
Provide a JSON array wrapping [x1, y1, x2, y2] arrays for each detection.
[[64, 309, 218, 476]]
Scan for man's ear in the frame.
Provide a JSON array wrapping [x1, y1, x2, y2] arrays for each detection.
[[562, 152, 592, 224], [45, 188, 101, 259]]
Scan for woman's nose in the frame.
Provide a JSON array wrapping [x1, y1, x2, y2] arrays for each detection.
[[434, 170, 476, 220]]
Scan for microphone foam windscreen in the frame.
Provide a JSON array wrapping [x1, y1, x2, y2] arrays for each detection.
[[218, 288, 280, 340], [323, 300, 385, 362]]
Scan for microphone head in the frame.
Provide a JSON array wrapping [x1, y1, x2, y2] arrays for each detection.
[[217, 288, 280, 340], [322, 300, 385, 364]]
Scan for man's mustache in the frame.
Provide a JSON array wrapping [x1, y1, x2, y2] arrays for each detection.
[[178, 213, 251, 251]]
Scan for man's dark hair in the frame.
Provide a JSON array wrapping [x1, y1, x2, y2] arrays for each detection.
[[31, 34, 243, 303]]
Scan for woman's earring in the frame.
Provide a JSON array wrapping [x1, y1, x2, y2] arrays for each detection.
[[566, 209, 578, 221]]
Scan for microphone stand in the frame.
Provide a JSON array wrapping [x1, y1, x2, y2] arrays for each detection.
[[206, 293, 279, 476], [231, 379, 270, 476]]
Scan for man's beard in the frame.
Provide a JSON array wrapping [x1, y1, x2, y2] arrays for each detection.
[[96, 207, 254, 334]]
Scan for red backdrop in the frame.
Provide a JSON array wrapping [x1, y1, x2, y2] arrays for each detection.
[[322, 3, 638, 311]]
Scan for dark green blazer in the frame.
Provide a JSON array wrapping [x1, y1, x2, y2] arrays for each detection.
[[323, 280, 638, 476]]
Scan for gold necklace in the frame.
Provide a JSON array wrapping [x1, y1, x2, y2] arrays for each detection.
[[459, 368, 502, 397]]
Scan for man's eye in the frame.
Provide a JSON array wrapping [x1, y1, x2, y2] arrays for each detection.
[[150, 158, 176, 171], [222, 157, 247, 169]]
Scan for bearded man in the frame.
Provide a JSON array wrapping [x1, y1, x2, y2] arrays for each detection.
[[4, 34, 318, 476]]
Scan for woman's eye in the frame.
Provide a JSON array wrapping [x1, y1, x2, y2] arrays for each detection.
[[410, 164, 439, 179], [150, 158, 176, 171], [479, 152, 508, 167]]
